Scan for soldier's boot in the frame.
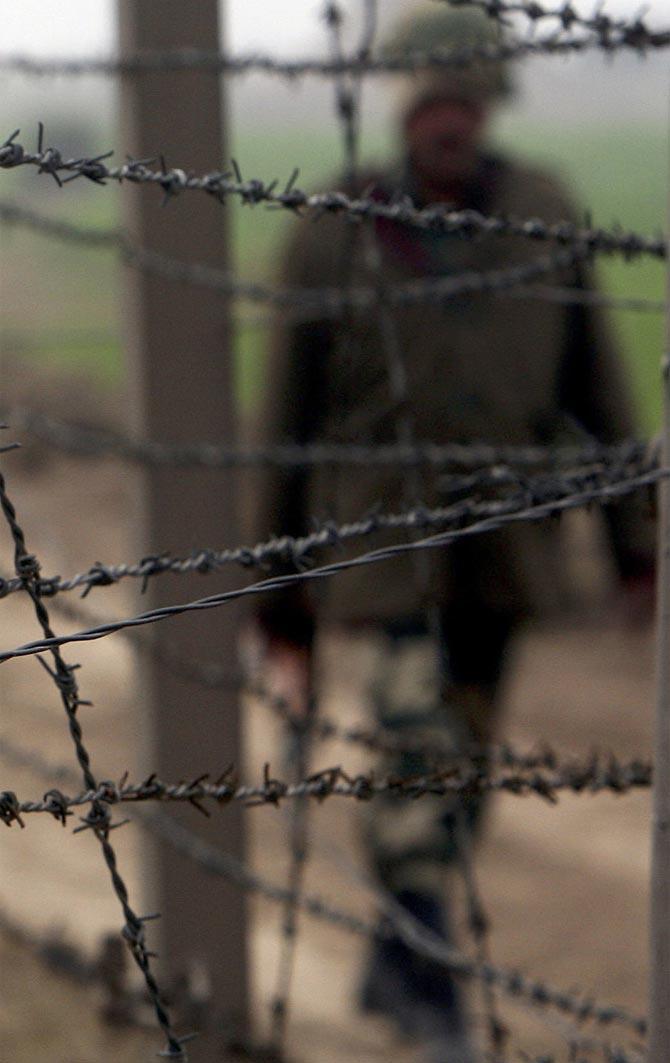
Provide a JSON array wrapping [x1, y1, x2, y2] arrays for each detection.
[[359, 891, 475, 1060]]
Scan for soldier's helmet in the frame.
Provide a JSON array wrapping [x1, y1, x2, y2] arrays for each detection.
[[383, 4, 515, 117]]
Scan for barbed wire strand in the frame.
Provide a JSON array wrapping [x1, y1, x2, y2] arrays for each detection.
[[0, 730, 650, 1050], [2, 402, 651, 470], [0, 465, 662, 664], [0, 127, 666, 260], [13, 574, 658, 798], [0, 731, 653, 843], [339, 0, 505, 1039], [255, 680, 622, 772], [455, 806, 509, 1056], [0, 463, 188, 1059], [1, 199, 663, 317], [1, 649, 646, 792], [2, 747, 655, 820], [267, 707, 312, 1060], [0, 741, 646, 1057], [509, 284, 665, 315], [145, 808, 649, 1041], [0, 590, 624, 785], [24, 470, 655, 594], [446, 0, 653, 38], [304, 822, 644, 1061], [2, 16, 670, 79], [0, 5, 659, 1054]]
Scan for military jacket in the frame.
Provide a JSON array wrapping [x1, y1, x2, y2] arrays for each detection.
[[252, 155, 653, 627]]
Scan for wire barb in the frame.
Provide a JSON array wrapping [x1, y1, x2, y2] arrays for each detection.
[[0, 465, 187, 1060], [0, 464, 663, 663], [0, 130, 666, 260]]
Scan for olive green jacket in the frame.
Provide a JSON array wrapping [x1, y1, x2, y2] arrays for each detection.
[[251, 155, 653, 630]]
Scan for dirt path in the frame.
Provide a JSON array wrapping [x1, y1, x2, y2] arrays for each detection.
[[0, 437, 655, 1062]]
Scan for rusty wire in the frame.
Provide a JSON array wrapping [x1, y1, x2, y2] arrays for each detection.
[[0, 729, 652, 831], [2, 751, 654, 821], [0, 126, 666, 260], [0, 464, 662, 664], [0, 466, 188, 1059]]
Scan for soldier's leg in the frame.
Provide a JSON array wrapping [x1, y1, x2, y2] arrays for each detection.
[[359, 609, 515, 1056], [439, 604, 517, 852], [363, 609, 515, 890], [359, 616, 470, 1056], [364, 615, 460, 896]]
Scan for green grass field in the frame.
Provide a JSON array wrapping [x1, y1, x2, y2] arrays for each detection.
[[2, 122, 666, 434]]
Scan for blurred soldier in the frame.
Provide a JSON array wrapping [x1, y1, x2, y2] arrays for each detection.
[[252, 7, 653, 1061]]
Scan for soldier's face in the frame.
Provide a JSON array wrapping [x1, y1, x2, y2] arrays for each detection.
[[405, 97, 488, 188]]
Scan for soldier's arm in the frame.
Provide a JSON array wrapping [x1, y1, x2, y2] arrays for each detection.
[[250, 218, 335, 649], [557, 259, 656, 588]]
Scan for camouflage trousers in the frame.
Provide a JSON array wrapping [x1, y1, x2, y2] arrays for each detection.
[[362, 610, 514, 897]]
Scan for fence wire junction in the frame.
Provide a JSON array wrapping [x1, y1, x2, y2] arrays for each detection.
[[0, 0, 666, 1060]]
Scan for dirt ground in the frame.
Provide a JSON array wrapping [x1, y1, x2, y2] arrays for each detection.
[[0, 370, 655, 1063]]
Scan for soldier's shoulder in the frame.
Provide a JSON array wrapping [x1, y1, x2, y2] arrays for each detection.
[[278, 164, 392, 278]]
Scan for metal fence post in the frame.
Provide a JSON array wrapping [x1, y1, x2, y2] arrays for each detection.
[[117, 2, 249, 1056], [649, 132, 670, 1062]]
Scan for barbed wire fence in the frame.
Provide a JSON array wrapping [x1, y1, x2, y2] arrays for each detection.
[[0, 0, 668, 1060]]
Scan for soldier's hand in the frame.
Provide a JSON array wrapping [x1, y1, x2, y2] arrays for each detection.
[[264, 636, 312, 718], [618, 570, 656, 629]]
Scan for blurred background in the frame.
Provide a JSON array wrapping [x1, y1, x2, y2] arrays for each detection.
[[1, 0, 667, 432], [0, 3, 667, 1060]]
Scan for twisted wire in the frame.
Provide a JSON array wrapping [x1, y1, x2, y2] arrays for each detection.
[[0, 127, 665, 260], [447, 0, 659, 37], [1, 404, 651, 470], [2, 18, 670, 79], [0, 464, 662, 664], [2, 750, 654, 820], [0, 731, 649, 1044], [0, 460, 648, 605], [0, 467, 187, 1059], [0, 3, 660, 1052], [259, 688, 571, 769], [1, 199, 663, 317], [0, 677, 630, 791], [148, 810, 648, 1040], [0, 624, 607, 785]]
